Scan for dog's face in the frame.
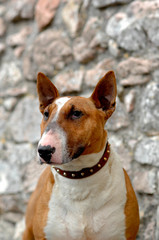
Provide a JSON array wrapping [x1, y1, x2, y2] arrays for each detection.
[[37, 71, 117, 165]]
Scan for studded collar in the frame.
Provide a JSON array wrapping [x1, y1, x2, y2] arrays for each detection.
[[52, 142, 110, 179]]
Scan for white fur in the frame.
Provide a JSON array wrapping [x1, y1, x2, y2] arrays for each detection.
[[45, 146, 127, 240], [38, 97, 71, 164], [54, 97, 71, 122]]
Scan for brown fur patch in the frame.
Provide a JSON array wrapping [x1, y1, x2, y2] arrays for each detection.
[[57, 96, 107, 157], [23, 167, 54, 240], [123, 169, 140, 239]]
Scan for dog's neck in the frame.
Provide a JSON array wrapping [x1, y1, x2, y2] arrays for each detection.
[[51, 142, 114, 201]]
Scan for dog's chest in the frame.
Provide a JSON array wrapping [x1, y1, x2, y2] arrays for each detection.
[[44, 160, 127, 240]]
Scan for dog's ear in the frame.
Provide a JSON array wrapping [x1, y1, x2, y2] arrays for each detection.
[[37, 72, 59, 114], [90, 71, 117, 119]]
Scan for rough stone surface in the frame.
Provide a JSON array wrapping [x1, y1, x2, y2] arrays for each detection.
[[109, 135, 133, 175], [156, 206, 159, 240], [124, 90, 136, 113], [133, 170, 156, 194], [0, 17, 6, 36], [62, 0, 86, 37], [106, 12, 135, 38], [6, 0, 36, 21], [93, 0, 131, 8], [7, 26, 31, 47], [120, 75, 150, 86], [139, 82, 159, 134], [73, 37, 96, 63], [7, 97, 41, 143], [0, 86, 28, 98], [23, 29, 72, 80], [0, 108, 9, 139], [106, 97, 130, 131], [73, 17, 108, 63], [0, 42, 5, 54], [134, 137, 159, 167], [117, 57, 152, 78], [54, 70, 84, 94], [84, 58, 116, 87], [0, 0, 159, 239], [0, 220, 14, 240], [0, 161, 23, 194], [35, 0, 60, 30], [143, 17, 159, 48], [3, 97, 17, 111], [0, 62, 22, 90], [117, 22, 147, 51]]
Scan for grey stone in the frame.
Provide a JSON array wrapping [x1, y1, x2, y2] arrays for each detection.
[[108, 39, 120, 57], [143, 17, 159, 47], [83, 17, 107, 48], [6, 0, 36, 21], [2, 142, 36, 165], [106, 12, 135, 38], [0, 17, 6, 36], [139, 82, 159, 134], [0, 161, 23, 194], [73, 37, 96, 63], [7, 97, 41, 143], [130, 0, 159, 17], [62, 0, 86, 37], [157, 171, 159, 194], [156, 206, 159, 240], [73, 17, 108, 63], [3, 212, 23, 224], [23, 161, 46, 193], [133, 169, 156, 194], [153, 70, 159, 84], [117, 22, 146, 51], [143, 218, 156, 240], [0, 62, 22, 91], [3, 98, 17, 111], [84, 58, 116, 87], [0, 5, 6, 16], [124, 89, 136, 113], [134, 137, 159, 167], [23, 30, 72, 81], [120, 75, 150, 86], [93, 0, 131, 8], [7, 26, 31, 47], [0, 194, 26, 214], [0, 42, 5, 54], [0, 86, 28, 98], [54, 70, 84, 94], [0, 106, 9, 138], [14, 46, 25, 58], [109, 135, 133, 174], [14, 217, 25, 240], [0, 220, 14, 240], [117, 57, 152, 78], [106, 97, 130, 131]]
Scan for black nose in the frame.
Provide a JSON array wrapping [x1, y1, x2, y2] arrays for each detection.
[[38, 145, 56, 163]]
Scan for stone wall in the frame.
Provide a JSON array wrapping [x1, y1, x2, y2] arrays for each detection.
[[0, 0, 159, 239]]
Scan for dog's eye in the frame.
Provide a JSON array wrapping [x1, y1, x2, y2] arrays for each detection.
[[71, 110, 83, 120], [43, 110, 49, 121]]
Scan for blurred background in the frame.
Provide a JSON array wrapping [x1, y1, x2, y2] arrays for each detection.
[[0, 0, 159, 239]]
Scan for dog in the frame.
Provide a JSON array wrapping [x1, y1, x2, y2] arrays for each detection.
[[23, 71, 139, 240]]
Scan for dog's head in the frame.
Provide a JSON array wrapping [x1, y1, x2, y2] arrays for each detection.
[[37, 71, 117, 165]]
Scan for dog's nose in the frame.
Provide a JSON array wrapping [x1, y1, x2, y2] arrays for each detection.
[[38, 145, 56, 163]]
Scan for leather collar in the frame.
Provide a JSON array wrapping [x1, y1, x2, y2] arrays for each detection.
[[52, 142, 110, 179]]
